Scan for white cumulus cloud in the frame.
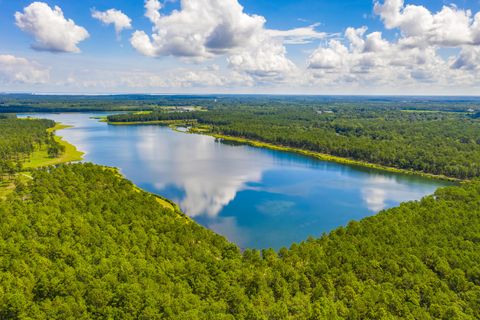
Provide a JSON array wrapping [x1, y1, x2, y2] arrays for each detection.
[[131, 0, 265, 58], [15, 2, 89, 53], [267, 24, 327, 44], [92, 8, 132, 36], [0, 55, 49, 84], [130, 0, 307, 80], [305, 0, 480, 92], [374, 0, 479, 47]]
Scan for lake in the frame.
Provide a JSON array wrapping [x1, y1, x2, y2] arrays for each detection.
[[20, 113, 451, 249]]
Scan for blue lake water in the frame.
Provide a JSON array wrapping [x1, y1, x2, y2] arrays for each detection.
[[20, 113, 451, 249]]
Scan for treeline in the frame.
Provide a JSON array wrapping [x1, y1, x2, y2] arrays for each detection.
[[0, 118, 60, 177], [0, 163, 479, 319], [108, 111, 198, 122], [2, 94, 479, 113], [109, 106, 480, 179]]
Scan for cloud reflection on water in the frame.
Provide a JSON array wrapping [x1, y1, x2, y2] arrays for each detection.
[[135, 127, 269, 217], [361, 175, 427, 212]]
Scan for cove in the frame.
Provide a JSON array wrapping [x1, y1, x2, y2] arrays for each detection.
[[20, 113, 452, 250]]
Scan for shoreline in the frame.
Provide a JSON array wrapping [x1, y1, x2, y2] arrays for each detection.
[[105, 119, 459, 182], [207, 133, 460, 182], [22, 122, 181, 212], [23, 123, 84, 169], [2, 123, 84, 198]]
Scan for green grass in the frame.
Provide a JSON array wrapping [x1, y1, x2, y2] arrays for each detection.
[[23, 124, 84, 169], [154, 196, 176, 211], [133, 111, 153, 115], [0, 181, 14, 199], [0, 173, 31, 199]]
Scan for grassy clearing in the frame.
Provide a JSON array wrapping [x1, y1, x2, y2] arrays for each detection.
[[189, 125, 212, 133], [0, 181, 14, 199], [155, 197, 176, 211], [23, 124, 84, 169], [127, 176, 179, 212], [0, 173, 32, 199]]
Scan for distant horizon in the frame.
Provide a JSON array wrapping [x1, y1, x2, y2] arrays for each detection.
[[2, 92, 480, 99]]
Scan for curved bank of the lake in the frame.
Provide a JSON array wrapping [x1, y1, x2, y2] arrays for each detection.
[[21, 113, 452, 249], [24, 123, 84, 169]]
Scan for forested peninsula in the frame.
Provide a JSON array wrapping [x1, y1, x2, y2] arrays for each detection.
[[0, 103, 479, 318]]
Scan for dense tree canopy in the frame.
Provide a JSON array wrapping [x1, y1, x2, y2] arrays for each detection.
[[0, 118, 59, 177], [0, 163, 479, 319], [1, 94, 479, 113]]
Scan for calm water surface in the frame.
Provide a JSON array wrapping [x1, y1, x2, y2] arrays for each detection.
[[21, 113, 451, 249]]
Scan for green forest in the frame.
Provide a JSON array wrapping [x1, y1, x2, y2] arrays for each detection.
[[0, 117, 62, 179], [0, 113, 478, 318], [1, 162, 480, 319], [108, 105, 480, 180], [1, 94, 479, 113]]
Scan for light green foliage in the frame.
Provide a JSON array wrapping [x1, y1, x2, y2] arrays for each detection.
[[0, 118, 59, 177], [23, 124, 83, 169], [0, 163, 479, 319]]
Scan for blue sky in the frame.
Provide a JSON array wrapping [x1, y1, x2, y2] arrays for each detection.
[[1, 0, 480, 94]]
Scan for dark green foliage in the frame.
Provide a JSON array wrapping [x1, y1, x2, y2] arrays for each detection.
[[109, 106, 480, 179], [47, 143, 66, 158], [0, 118, 58, 177], [0, 164, 242, 319], [2, 94, 479, 113], [0, 163, 479, 319], [109, 111, 198, 122], [0, 94, 217, 113]]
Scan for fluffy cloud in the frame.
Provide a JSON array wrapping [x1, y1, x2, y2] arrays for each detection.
[[305, 0, 480, 91], [307, 28, 458, 90], [0, 55, 49, 84], [131, 0, 302, 79], [131, 0, 265, 58], [228, 36, 297, 80], [15, 2, 89, 53], [267, 24, 327, 45], [8, 0, 480, 93], [374, 0, 479, 47], [452, 46, 480, 71], [92, 9, 132, 36]]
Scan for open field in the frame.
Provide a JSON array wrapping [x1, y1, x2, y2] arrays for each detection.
[[23, 124, 84, 169]]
